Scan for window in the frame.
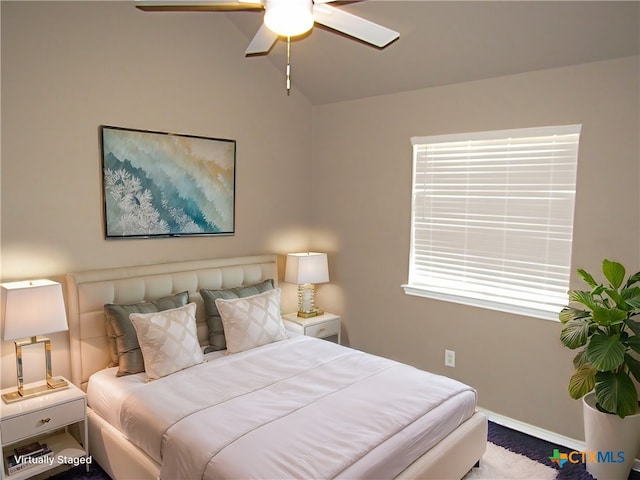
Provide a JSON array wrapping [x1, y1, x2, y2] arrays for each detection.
[[404, 125, 581, 321]]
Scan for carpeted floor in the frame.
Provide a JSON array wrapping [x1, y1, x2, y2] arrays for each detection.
[[487, 421, 640, 480], [45, 462, 109, 480], [464, 442, 557, 479], [45, 421, 640, 480], [488, 420, 592, 480]]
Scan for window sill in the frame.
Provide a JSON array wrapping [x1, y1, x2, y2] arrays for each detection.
[[401, 285, 560, 322]]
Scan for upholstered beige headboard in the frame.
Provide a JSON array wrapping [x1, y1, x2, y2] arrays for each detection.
[[65, 255, 278, 391]]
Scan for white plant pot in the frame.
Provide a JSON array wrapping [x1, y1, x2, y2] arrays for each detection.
[[583, 392, 640, 480]]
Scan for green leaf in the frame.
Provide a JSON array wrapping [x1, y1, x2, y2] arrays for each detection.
[[573, 349, 589, 369], [592, 306, 626, 326], [624, 318, 640, 337], [559, 306, 590, 324], [603, 259, 625, 290], [622, 287, 640, 309], [568, 365, 596, 399], [559, 308, 571, 324], [624, 353, 640, 383], [625, 336, 640, 355], [595, 371, 638, 418], [560, 320, 591, 349], [605, 288, 630, 311], [625, 272, 640, 289], [577, 268, 598, 288], [569, 290, 597, 309], [587, 333, 625, 371]]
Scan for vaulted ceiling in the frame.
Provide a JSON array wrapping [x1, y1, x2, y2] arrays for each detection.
[[223, 1, 640, 105]]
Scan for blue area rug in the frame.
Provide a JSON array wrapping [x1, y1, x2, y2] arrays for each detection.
[[46, 421, 640, 479], [45, 462, 110, 480], [489, 421, 640, 480]]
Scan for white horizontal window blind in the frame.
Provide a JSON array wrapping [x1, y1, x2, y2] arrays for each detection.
[[404, 125, 581, 320]]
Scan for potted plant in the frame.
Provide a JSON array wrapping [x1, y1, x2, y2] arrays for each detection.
[[560, 259, 640, 480]]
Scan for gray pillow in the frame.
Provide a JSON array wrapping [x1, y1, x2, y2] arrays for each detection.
[[200, 279, 274, 352], [104, 291, 189, 377]]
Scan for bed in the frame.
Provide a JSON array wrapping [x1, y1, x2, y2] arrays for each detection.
[[65, 255, 487, 480]]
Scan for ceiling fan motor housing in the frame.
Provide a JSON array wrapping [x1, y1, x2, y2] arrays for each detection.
[[264, 0, 314, 37]]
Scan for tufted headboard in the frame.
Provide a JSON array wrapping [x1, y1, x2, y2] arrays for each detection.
[[65, 255, 278, 391]]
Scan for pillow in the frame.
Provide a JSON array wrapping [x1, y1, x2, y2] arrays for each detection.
[[215, 288, 286, 354], [200, 279, 274, 352], [104, 291, 189, 376], [130, 303, 204, 380]]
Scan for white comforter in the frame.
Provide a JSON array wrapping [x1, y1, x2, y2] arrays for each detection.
[[117, 335, 476, 480]]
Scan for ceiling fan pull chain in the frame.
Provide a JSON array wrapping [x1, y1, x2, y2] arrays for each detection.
[[286, 36, 291, 95]]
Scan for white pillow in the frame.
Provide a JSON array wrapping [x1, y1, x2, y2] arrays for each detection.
[[130, 302, 204, 380], [215, 288, 286, 354]]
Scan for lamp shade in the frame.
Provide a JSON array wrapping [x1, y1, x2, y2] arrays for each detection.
[[2, 279, 68, 341], [264, 0, 314, 37], [285, 252, 329, 285]]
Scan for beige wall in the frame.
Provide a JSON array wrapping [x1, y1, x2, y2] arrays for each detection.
[[2, 0, 639, 445], [311, 56, 640, 441], [1, 1, 312, 386]]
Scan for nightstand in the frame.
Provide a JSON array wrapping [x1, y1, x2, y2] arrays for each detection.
[[282, 312, 341, 344], [0, 378, 88, 479]]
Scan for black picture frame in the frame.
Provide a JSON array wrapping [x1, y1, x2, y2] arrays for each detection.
[[100, 126, 236, 239]]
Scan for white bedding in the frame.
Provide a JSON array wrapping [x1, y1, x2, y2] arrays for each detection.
[[87, 335, 477, 480], [87, 349, 226, 431]]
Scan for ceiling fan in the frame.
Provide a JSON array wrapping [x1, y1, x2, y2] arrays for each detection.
[[134, 0, 400, 56]]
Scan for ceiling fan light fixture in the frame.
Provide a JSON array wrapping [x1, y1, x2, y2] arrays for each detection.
[[264, 0, 314, 37]]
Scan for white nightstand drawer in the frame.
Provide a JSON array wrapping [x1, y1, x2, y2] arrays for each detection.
[[1, 398, 85, 445], [282, 312, 342, 345], [306, 319, 340, 339]]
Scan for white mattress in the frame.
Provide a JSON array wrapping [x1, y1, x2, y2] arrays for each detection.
[[87, 335, 477, 480]]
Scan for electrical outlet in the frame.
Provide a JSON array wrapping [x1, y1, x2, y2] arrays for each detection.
[[445, 349, 455, 367]]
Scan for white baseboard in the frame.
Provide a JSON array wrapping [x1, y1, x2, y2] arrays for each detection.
[[477, 407, 640, 472]]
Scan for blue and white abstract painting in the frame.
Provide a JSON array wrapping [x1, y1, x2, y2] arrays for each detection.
[[101, 126, 235, 238]]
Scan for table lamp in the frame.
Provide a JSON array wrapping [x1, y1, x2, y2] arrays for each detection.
[[2, 279, 69, 403], [285, 252, 329, 318]]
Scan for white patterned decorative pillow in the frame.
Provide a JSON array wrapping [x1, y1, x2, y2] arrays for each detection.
[[130, 302, 204, 380], [215, 288, 286, 354]]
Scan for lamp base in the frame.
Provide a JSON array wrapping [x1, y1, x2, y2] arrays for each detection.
[[2, 377, 69, 404], [3, 336, 69, 403], [297, 310, 324, 318], [296, 284, 325, 318]]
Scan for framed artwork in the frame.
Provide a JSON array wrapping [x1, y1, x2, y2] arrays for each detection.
[[100, 126, 236, 239]]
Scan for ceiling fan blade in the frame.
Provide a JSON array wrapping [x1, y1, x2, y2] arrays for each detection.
[[245, 23, 279, 55], [312, 3, 398, 48], [135, 0, 264, 11]]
